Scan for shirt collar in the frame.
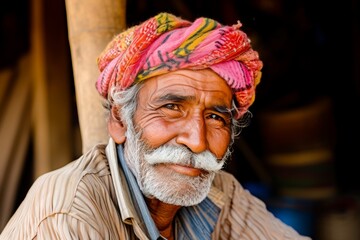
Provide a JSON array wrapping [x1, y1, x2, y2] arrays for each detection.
[[106, 138, 164, 240]]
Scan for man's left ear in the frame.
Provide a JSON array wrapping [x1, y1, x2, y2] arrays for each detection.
[[108, 106, 127, 144]]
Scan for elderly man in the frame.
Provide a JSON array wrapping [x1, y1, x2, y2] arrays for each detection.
[[1, 13, 311, 239]]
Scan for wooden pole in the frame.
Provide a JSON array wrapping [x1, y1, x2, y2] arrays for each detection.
[[65, 0, 126, 153]]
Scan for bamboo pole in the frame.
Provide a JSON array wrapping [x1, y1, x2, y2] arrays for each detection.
[[65, 0, 126, 153]]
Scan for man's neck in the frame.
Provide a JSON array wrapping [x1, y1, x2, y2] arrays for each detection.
[[145, 197, 182, 240]]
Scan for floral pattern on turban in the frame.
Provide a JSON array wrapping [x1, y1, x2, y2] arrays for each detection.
[[96, 12, 263, 118]]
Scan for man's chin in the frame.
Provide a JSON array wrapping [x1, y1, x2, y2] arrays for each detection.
[[143, 188, 210, 207]]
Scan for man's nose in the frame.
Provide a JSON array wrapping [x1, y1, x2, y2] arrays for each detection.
[[175, 117, 207, 153]]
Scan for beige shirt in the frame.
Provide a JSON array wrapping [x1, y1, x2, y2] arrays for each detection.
[[0, 139, 311, 239]]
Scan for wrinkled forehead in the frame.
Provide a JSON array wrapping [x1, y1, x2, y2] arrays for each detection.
[[137, 69, 233, 107]]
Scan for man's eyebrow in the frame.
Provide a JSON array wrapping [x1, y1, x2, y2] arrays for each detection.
[[157, 93, 196, 102], [157, 93, 233, 117], [213, 105, 233, 117]]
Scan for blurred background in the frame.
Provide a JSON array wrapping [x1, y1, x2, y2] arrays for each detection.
[[1, 0, 359, 238]]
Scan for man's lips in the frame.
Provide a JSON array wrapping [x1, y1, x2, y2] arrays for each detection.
[[167, 164, 206, 177]]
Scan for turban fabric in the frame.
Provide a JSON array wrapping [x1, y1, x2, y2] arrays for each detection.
[[96, 12, 263, 118]]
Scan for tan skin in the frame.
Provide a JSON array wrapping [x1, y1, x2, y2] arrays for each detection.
[[108, 69, 233, 239]]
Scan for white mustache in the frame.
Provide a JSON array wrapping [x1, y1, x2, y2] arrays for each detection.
[[144, 145, 225, 172]]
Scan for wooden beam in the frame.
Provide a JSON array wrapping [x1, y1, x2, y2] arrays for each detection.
[[65, 0, 126, 153]]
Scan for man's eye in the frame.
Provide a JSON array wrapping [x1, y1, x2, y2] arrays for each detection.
[[207, 113, 226, 123], [163, 104, 180, 110]]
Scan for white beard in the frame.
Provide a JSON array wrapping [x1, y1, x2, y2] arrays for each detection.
[[123, 123, 230, 206]]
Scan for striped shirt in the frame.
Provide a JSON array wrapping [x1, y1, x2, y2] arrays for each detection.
[[0, 138, 311, 239]]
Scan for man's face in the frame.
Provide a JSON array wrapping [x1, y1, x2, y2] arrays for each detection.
[[124, 69, 233, 206]]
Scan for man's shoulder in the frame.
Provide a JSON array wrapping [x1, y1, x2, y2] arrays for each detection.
[[0, 144, 116, 239], [27, 143, 111, 210], [208, 170, 246, 208], [37, 143, 109, 181]]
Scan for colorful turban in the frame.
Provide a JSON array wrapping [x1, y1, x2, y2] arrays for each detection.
[[96, 12, 263, 118]]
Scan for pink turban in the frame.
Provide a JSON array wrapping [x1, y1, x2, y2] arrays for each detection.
[[96, 12, 263, 118]]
